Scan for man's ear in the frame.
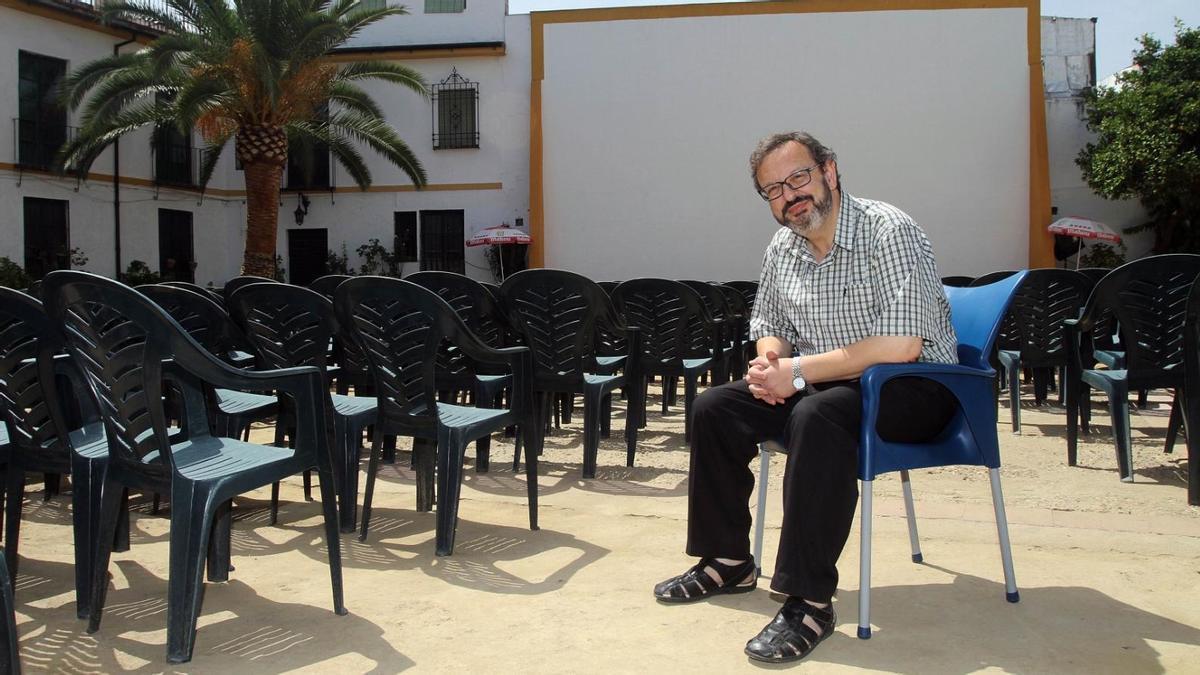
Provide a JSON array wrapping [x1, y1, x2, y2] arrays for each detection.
[[824, 161, 839, 191]]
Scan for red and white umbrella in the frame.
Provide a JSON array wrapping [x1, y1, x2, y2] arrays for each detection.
[[466, 225, 531, 279], [1048, 217, 1121, 269], [466, 225, 532, 247], [1048, 217, 1121, 243]]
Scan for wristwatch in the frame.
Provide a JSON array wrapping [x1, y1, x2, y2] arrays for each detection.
[[791, 356, 807, 392]]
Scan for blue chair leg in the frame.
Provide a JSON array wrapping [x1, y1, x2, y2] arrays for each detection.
[[624, 391, 638, 468], [71, 457, 104, 618], [753, 445, 770, 573], [522, 423, 539, 531], [858, 479, 873, 640], [1008, 359, 1022, 434], [4, 471, 24, 584], [1165, 393, 1182, 454], [582, 387, 601, 478], [435, 426, 468, 556], [1107, 387, 1134, 482], [313, 464, 347, 617], [165, 485, 217, 663], [86, 479, 125, 634], [900, 471, 922, 563], [205, 499, 232, 583], [683, 375, 699, 444], [989, 468, 1020, 602], [358, 430, 384, 541]]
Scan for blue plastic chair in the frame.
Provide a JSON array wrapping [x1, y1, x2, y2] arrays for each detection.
[[752, 271, 1026, 640]]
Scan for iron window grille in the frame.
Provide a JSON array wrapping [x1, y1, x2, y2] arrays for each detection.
[[287, 102, 333, 190], [17, 51, 69, 172], [418, 210, 465, 273], [425, 0, 464, 13], [152, 127, 195, 187], [432, 69, 479, 150], [23, 197, 71, 280]]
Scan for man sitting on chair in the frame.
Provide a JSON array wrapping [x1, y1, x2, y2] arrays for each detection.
[[652, 131, 959, 663]]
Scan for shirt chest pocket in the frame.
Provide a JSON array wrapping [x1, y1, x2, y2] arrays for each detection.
[[837, 283, 875, 321]]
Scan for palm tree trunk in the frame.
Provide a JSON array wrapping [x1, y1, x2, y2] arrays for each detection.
[[242, 159, 284, 277], [236, 124, 289, 277]]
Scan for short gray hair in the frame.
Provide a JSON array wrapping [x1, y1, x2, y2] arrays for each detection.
[[749, 131, 840, 192]]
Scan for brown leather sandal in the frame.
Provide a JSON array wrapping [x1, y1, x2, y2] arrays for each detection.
[[653, 558, 757, 603]]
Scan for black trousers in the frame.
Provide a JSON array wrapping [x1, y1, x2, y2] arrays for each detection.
[[685, 377, 957, 603]]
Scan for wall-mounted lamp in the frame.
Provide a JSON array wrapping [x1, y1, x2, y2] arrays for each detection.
[[294, 193, 311, 226]]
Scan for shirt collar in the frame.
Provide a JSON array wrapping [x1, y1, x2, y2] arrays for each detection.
[[832, 191, 860, 252]]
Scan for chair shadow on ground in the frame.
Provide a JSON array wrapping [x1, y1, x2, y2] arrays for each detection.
[[730, 564, 1200, 674], [13, 559, 410, 674], [223, 498, 609, 595], [363, 431, 691, 500]]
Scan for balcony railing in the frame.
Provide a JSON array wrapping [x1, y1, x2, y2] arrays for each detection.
[[152, 138, 213, 188], [34, 0, 193, 32], [12, 117, 79, 172]]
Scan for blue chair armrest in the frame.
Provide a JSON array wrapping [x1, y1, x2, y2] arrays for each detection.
[[859, 362, 999, 477]]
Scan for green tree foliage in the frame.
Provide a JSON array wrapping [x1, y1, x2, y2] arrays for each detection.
[[1077, 22, 1200, 253]]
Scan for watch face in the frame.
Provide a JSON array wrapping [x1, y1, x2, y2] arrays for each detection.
[[792, 376, 805, 390]]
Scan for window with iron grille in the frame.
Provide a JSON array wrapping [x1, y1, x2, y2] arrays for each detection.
[[432, 69, 479, 150], [287, 103, 331, 189], [425, 0, 464, 13], [154, 93, 194, 186], [395, 212, 418, 262], [359, 0, 386, 11], [23, 197, 70, 280], [17, 51, 67, 171], [419, 210, 464, 273]]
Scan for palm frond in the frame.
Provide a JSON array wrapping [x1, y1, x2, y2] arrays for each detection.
[[57, 52, 146, 110], [327, 81, 383, 119], [336, 3, 408, 42], [78, 65, 179, 130], [328, 110, 425, 187], [196, 133, 233, 188], [290, 120, 371, 187], [144, 33, 205, 76], [58, 102, 172, 175], [174, 75, 236, 132], [333, 61, 427, 99]]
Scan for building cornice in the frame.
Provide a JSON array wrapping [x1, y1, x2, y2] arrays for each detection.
[[328, 42, 506, 61]]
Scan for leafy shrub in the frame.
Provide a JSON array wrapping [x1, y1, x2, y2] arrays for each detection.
[[0, 257, 31, 289], [123, 260, 161, 285]]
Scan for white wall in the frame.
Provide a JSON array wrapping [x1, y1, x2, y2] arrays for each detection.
[[350, 0, 506, 48], [539, 8, 1032, 281]]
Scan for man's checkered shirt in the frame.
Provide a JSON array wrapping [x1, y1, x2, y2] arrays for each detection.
[[748, 192, 958, 365]]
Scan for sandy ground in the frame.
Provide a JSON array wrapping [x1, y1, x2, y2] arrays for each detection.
[[8, 381, 1200, 673]]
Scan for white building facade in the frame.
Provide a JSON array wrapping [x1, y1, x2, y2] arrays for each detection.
[[0, 0, 530, 286]]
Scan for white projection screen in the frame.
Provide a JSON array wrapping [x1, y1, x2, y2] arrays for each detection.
[[534, 4, 1037, 281]]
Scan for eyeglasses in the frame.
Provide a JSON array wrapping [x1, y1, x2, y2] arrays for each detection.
[[757, 163, 821, 201]]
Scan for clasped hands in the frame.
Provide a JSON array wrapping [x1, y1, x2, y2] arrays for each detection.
[[745, 350, 797, 405]]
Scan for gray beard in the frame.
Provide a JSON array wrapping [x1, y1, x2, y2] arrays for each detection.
[[783, 187, 834, 235]]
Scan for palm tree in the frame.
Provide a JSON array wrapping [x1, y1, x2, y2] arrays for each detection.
[[58, 0, 428, 277]]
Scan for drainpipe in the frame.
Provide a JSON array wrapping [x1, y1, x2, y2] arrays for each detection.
[[112, 34, 137, 278]]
